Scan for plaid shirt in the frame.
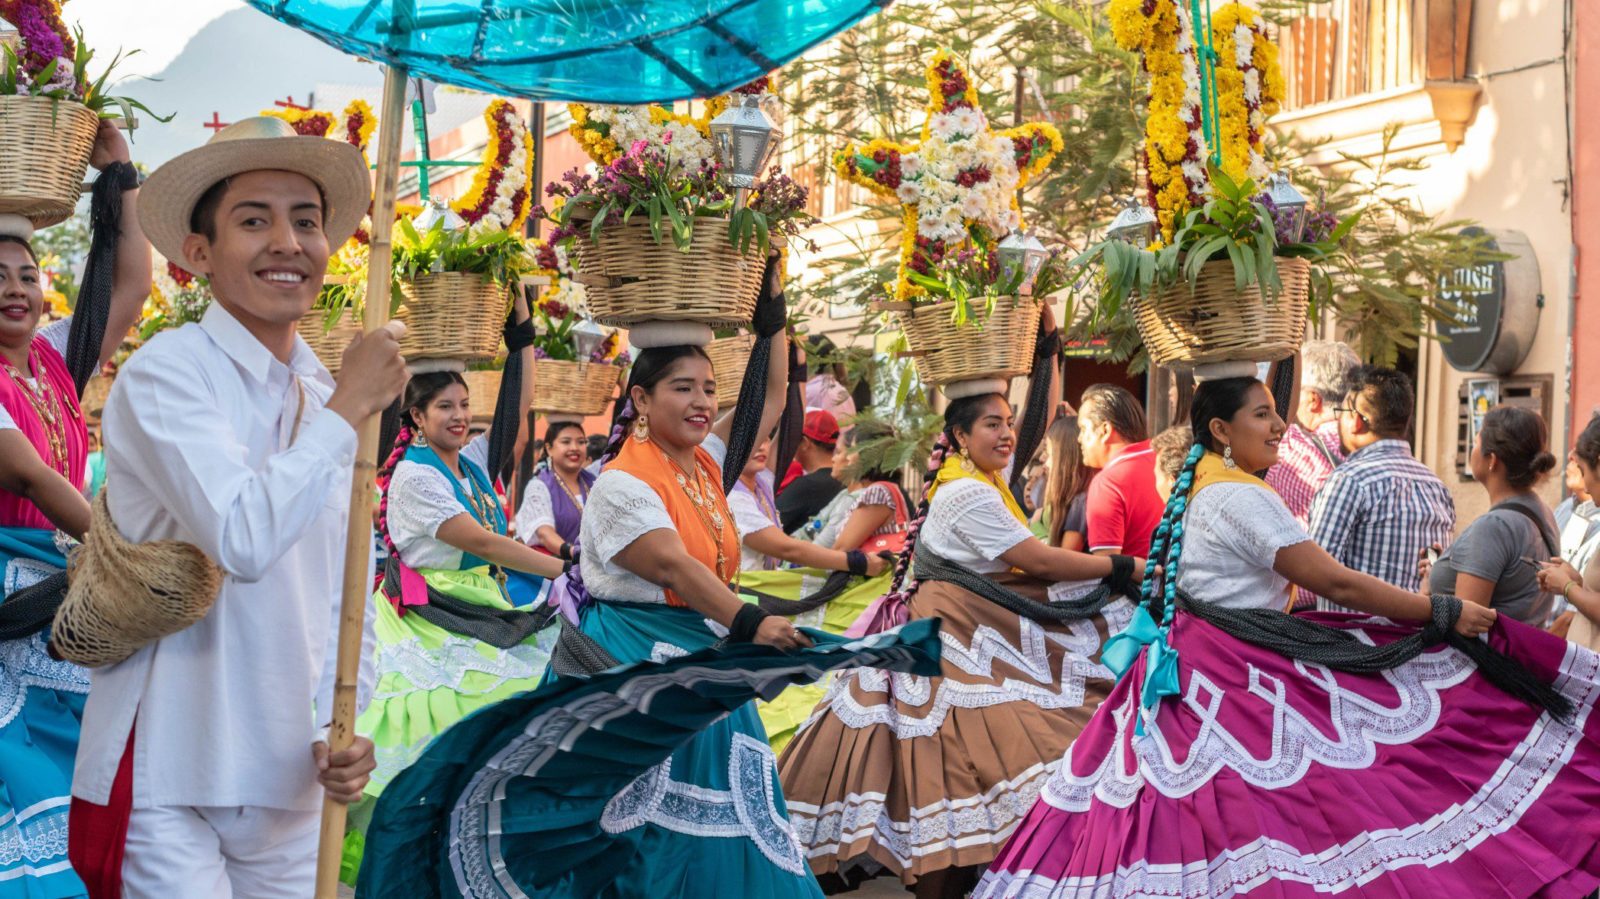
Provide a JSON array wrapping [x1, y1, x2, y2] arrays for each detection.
[[1266, 420, 1345, 526], [1309, 439, 1456, 607]]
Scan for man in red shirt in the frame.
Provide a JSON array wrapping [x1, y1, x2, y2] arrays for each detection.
[[1077, 384, 1162, 559]]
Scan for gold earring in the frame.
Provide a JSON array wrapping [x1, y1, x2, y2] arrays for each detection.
[[959, 446, 975, 473], [411, 431, 428, 448], [632, 414, 650, 443], [1222, 445, 1236, 469]]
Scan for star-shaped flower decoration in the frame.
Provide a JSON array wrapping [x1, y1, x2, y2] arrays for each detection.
[[835, 50, 1063, 301]]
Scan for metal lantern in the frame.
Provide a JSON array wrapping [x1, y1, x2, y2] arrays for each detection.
[[412, 196, 467, 234], [572, 316, 607, 360], [709, 94, 780, 204], [997, 230, 1050, 296], [1265, 172, 1309, 241], [1106, 196, 1159, 247]]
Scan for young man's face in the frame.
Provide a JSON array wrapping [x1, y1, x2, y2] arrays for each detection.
[[183, 170, 331, 328]]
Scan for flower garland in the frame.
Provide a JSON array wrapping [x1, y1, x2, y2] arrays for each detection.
[[261, 105, 336, 137], [834, 49, 1062, 300], [1211, 2, 1283, 183], [342, 98, 376, 163], [0, 0, 74, 86], [450, 99, 535, 231], [1110, 0, 1207, 242]]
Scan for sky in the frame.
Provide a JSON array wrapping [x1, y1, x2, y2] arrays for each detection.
[[68, 0, 244, 78]]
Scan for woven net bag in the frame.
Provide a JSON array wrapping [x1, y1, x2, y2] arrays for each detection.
[[0, 96, 99, 228], [52, 490, 224, 668]]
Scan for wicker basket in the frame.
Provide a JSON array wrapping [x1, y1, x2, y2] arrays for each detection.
[[80, 375, 113, 420], [571, 216, 764, 328], [1129, 257, 1311, 367], [532, 358, 621, 416], [296, 316, 362, 375], [706, 333, 756, 408], [462, 369, 503, 422], [396, 272, 508, 363], [0, 97, 99, 228], [896, 297, 1041, 387]]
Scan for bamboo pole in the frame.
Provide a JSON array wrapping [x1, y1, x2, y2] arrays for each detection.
[[313, 62, 410, 898]]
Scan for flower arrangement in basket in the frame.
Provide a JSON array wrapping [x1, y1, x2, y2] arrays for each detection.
[[544, 77, 815, 331], [837, 49, 1065, 392], [140, 258, 212, 339], [1, 0, 169, 226], [1071, 0, 1356, 368], [526, 252, 627, 417]]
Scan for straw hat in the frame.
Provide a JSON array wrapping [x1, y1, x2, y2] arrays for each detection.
[[139, 116, 370, 275]]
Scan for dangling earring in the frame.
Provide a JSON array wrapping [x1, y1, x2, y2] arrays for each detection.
[[411, 431, 429, 448], [1222, 445, 1236, 469], [959, 446, 975, 473], [632, 414, 650, 443]]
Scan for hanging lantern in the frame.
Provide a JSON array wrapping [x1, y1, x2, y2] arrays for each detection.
[[572, 316, 607, 360], [412, 196, 466, 234], [997, 230, 1050, 296], [1265, 172, 1309, 242], [1106, 196, 1159, 247], [710, 94, 780, 196]]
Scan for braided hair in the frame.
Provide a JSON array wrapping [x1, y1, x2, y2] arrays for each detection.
[[376, 371, 468, 557]]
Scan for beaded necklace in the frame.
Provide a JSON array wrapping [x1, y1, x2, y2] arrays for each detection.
[[552, 468, 588, 511], [654, 440, 732, 584], [1, 344, 69, 472]]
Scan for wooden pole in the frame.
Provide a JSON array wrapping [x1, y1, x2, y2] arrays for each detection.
[[313, 62, 410, 899]]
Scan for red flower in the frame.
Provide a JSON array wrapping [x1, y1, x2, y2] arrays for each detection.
[[167, 261, 194, 287]]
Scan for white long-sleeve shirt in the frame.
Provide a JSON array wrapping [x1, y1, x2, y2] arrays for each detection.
[[74, 302, 376, 811]]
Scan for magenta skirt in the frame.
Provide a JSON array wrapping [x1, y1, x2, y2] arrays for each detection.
[[975, 610, 1600, 898]]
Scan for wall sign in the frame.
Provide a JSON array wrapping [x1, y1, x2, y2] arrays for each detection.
[[1437, 228, 1542, 374]]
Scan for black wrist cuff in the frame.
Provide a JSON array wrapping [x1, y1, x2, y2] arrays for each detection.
[[1035, 329, 1062, 360], [845, 549, 868, 577], [504, 318, 537, 352], [729, 603, 771, 643], [558, 541, 573, 561], [1103, 554, 1137, 598]]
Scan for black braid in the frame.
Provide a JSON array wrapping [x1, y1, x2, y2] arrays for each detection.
[[66, 165, 135, 395], [879, 435, 950, 609], [1008, 325, 1061, 507], [720, 331, 775, 495]]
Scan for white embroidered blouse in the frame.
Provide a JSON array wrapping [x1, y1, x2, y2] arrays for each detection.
[[919, 478, 1035, 575], [513, 476, 556, 545], [728, 469, 779, 571], [577, 434, 729, 604], [1174, 481, 1310, 610], [386, 434, 494, 571]]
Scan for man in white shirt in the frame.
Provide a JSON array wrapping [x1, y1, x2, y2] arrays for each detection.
[[67, 117, 409, 896]]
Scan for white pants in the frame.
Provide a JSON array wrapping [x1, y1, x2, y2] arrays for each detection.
[[121, 805, 318, 898]]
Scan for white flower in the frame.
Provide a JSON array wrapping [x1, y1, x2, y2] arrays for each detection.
[[1234, 25, 1254, 68], [901, 155, 923, 179], [897, 183, 921, 204], [1243, 69, 1261, 104]]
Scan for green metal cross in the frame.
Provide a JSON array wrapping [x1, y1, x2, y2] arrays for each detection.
[[391, 95, 477, 202]]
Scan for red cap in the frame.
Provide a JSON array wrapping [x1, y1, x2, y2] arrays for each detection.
[[803, 409, 840, 444]]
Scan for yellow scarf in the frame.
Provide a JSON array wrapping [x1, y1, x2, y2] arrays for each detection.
[[1187, 450, 1277, 500], [926, 451, 1029, 526]]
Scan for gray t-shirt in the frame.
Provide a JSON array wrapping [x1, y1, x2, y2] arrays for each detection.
[[1429, 493, 1559, 625]]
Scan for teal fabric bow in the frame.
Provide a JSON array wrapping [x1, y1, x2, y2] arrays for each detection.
[[1101, 605, 1181, 735]]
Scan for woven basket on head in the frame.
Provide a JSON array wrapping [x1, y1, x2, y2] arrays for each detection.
[[462, 369, 503, 422], [80, 375, 113, 421], [896, 296, 1041, 387], [296, 316, 362, 375], [396, 272, 508, 362], [532, 359, 621, 416], [706, 333, 756, 409], [570, 216, 764, 329], [1129, 257, 1311, 366], [51, 490, 223, 668], [0, 97, 99, 228]]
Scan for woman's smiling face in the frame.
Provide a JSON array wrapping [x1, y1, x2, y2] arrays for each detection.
[[632, 354, 717, 453], [954, 395, 1016, 475]]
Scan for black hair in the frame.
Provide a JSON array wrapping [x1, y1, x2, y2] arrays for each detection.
[[188, 175, 328, 241], [1080, 383, 1148, 444], [601, 345, 713, 462], [0, 234, 37, 265], [1478, 405, 1557, 490], [1346, 365, 1414, 439], [543, 419, 586, 446], [1576, 414, 1600, 470], [1189, 377, 1263, 454], [586, 433, 606, 461], [377, 371, 469, 556]]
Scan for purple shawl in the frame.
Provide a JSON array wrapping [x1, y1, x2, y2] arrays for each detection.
[[537, 467, 595, 546]]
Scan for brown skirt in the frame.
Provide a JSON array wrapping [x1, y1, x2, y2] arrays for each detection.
[[776, 571, 1129, 885]]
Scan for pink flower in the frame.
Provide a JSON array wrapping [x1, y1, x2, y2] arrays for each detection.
[[662, 129, 675, 145]]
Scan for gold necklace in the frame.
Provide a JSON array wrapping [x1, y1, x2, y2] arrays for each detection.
[[552, 469, 587, 511], [1, 346, 69, 472], [655, 441, 732, 583]]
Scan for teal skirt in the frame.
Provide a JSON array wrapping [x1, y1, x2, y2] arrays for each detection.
[[357, 605, 942, 898]]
